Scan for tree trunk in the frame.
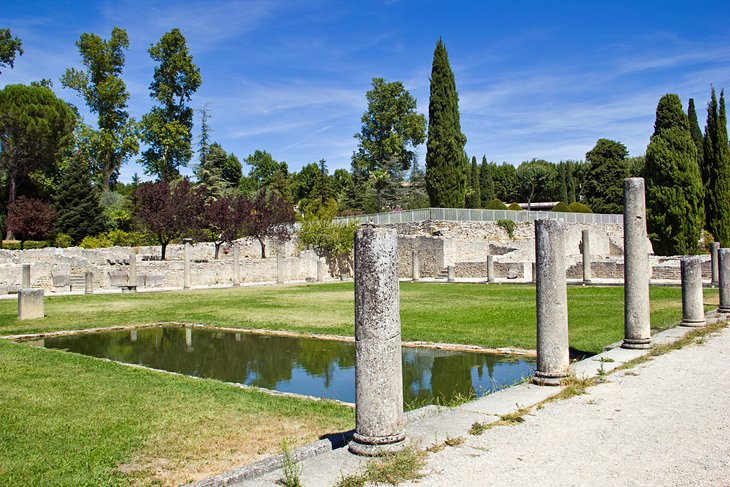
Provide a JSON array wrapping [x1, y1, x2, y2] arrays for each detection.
[[258, 238, 266, 258], [161, 241, 168, 260], [214, 241, 222, 259]]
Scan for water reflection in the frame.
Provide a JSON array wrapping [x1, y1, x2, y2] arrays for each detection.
[[33, 327, 535, 406]]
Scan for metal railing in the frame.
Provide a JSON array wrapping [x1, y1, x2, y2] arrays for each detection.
[[334, 207, 623, 225]]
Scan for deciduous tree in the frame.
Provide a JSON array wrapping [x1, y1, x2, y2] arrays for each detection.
[[241, 191, 296, 258], [6, 196, 56, 248], [0, 28, 23, 74], [202, 194, 248, 259]]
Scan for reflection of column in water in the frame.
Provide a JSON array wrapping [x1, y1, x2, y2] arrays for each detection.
[[130, 329, 137, 342], [401, 348, 434, 399], [235, 333, 241, 341], [186, 327, 192, 349]]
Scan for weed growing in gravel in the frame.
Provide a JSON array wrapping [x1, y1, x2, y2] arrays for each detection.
[[279, 438, 302, 487], [334, 447, 426, 487]]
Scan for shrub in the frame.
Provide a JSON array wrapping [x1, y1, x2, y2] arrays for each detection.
[[507, 202, 524, 211], [485, 198, 508, 210], [551, 202, 572, 212], [568, 202, 593, 213], [79, 234, 113, 249], [2, 240, 49, 250], [54, 233, 73, 248], [497, 219, 516, 239], [107, 229, 151, 247], [702, 230, 715, 253]]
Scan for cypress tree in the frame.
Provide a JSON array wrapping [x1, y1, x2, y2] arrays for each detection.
[[55, 152, 107, 243], [425, 37, 467, 208], [479, 155, 495, 205], [687, 98, 704, 169], [558, 163, 568, 203], [644, 94, 704, 255], [566, 162, 576, 203], [704, 88, 730, 245], [465, 156, 481, 208]]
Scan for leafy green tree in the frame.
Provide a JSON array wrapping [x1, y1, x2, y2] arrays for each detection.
[[687, 98, 704, 168], [244, 149, 290, 195], [565, 161, 577, 203], [557, 163, 568, 203], [352, 77, 426, 212], [298, 200, 358, 275], [491, 163, 518, 202], [140, 29, 201, 181], [465, 156, 481, 208], [703, 88, 730, 245], [196, 142, 242, 200], [54, 151, 107, 243], [61, 27, 138, 191], [0, 28, 23, 74], [516, 160, 557, 209], [583, 139, 629, 214], [644, 94, 704, 255], [479, 156, 495, 205], [0, 84, 75, 238], [425, 38, 467, 208]]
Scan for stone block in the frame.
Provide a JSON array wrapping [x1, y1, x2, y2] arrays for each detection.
[[18, 289, 44, 320]]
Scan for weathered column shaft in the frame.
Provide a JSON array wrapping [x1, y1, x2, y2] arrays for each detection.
[[21, 264, 30, 288], [85, 271, 94, 294], [276, 252, 284, 284], [411, 250, 420, 282], [531, 262, 536, 284], [582, 229, 592, 283], [680, 256, 706, 326], [718, 249, 730, 313], [622, 178, 651, 350], [183, 243, 191, 289], [533, 219, 570, 386], [447, 265, 455, 282], [349, 224, 405, 456], [18, 289, 44, 320], [711, 242, 720, 287], [487, 255, 496, 283], [232, 244, 241, 286], [129, 252, 137, 287], [317, 258, 326, 283]]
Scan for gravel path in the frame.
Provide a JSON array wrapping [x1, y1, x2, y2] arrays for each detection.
[[402, 325, 730, 487]]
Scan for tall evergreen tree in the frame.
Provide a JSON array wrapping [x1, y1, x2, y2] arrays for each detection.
[[425, 38, 467, 208], [703, 88, 730, 245], [479, 155, 495, 205], [557, 163, 568, 203], [465, 156, 481, 208], [566, 162, 577, 203], [54, 152, 107, 243], [687, 98, 704, 169], [584, 139, 629, 214], [644, 94, 704, 255]]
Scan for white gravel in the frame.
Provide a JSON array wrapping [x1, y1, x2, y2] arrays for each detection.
[[403, 325, 730, 487]]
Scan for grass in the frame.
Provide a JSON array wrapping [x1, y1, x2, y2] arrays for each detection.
[[334, 447, 426, 487]]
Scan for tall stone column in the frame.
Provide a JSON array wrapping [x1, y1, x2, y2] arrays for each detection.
[[680, 256, 706, 327], [531, 262, 536, 284], [232, 244, 241, 287], [622, 178, 651, 350], [711, 242, 720, 287], [447, 265, 455, 282], [21, 264, 30, 288], [276, 252, 284, 284], [85, 271, 94, 294], [487, 255, 496, 284], [317, 258, 326, 283], [411, 250, 420, 282], [719, 249, 730, 313], [183, 241, 191, 290], [533, 220, 570, 386], [582, 229, 592, 284], [129, 252, 137, 288], [349, 224, 406, 456]]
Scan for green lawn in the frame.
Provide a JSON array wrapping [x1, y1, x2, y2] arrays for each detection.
[[0, 282, 718, 485]]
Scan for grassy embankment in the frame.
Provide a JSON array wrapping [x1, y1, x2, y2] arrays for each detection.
[[0, 282, 718, 485]]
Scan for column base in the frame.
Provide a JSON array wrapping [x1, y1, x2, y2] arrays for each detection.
[[582, 279, 592, 285], [718, 307, 730, 313], [680, 319, 706, 327], [532, 371, 568, 386], [348, 431, 406, 456], [621, 338, 651, 350]]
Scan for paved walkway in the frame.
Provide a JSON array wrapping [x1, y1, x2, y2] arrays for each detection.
[[231, 319, 729, 487]]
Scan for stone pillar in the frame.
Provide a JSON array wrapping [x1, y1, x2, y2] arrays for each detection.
[[531, 262, 536, 284], [447, 265, 455, 282], [183, 241, 191, 290], [582, 229, 592, 284], [317, 258, 326, 283], [232, 244, 241, 287], [21, 264, 30, 288], [622, 178, 651, 349], [85, 272, 94, 294], [711, 242, 720, 287], [680, 256, 706, 327], [720, 249, 730, 313], [533, 220, 570, 386], [349, 224, 406, 456], [411, 250, 420, 282], [276, 252, 284, 284], [128, 252, 137, 288], [487, 255, 496, 284], [18, 289, 44, 320]]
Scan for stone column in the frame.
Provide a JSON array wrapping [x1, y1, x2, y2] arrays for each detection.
[[276, 252, 284, 284], [680, 256, 706, 327], [183, 241, 191, 290], [447, 265, 455, 282], [582, 229, 592, 284], [487, 255, 496, 284], [232, 244, 241, 287], [349, 224, 406, 456], [531, 262, 536, 284], [317, 258, 326, 283], [128, 252, 137, 288], [533, 220, 570, 386], [720, 249, 730, 313], [85, 272, 94, 294], [18, 289, 44, 320], [411, 250, 420, 282], [711, 242, 720, 287], [622, 178, 651, 350], [21, 264, 30, 288]]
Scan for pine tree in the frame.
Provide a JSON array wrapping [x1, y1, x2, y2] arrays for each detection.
[[479, 155, 495, 205], [465, 156, 481, 208], [425, 37, 467, 208], [704, 88, 730, 245], [644, 94, 704, 255], [55, 152, 107, 243], [687, 98, 704, 169]]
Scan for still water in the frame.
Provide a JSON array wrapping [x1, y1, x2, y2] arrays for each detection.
[[29, 326, 534, 407]]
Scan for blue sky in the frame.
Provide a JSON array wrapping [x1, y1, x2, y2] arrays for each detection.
[[4, 0, 730, 183]]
